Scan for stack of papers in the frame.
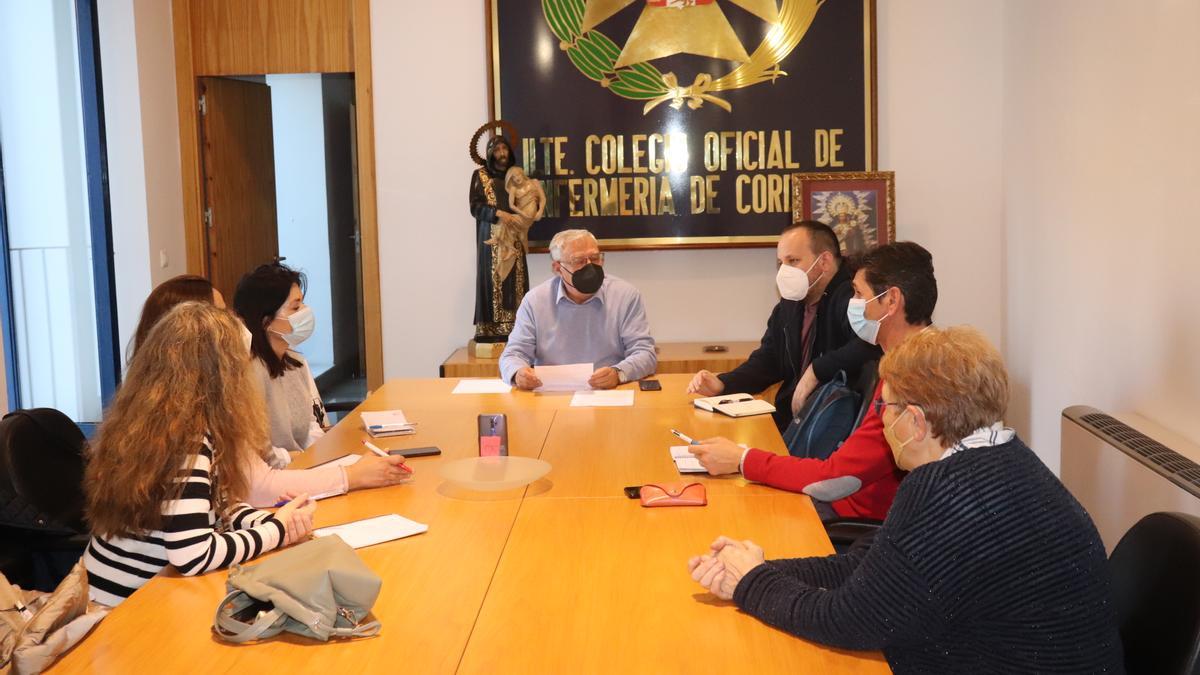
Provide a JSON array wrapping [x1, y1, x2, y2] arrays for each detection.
[[360, 410, 416, 438], [452, 378, 512, 394], [533, 363, 593, 392], [314, 514, 428, 549], [670, 446, 707, 474], [570, 390, 635, 407], [692, 393, 776, 418]]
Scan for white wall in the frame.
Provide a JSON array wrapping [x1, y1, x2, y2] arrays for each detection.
[[1003, 0, 1200, 473], [876, 0, 1005, 349], [266, 73, 335, 376], [369, 1, 1007, 379], [97, 0, 187, 363]]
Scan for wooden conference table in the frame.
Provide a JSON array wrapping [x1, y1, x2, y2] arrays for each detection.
[[53, 374, 889, 674]]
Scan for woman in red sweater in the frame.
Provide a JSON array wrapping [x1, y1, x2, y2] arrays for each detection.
[[688, 242, 937, 521]]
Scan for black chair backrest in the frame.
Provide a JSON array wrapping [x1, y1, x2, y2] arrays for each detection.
[[850, 360, 879, 429], [0, 408, 88, 534], [1109, 511, 1200, 675]]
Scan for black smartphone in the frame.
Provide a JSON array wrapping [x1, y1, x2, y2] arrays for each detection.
[[623, 485, 643, 499], [229, 598, 274, 623], [477, 414, 508, 457], [638, 379, 662, 391], [389, 447, 442, 458]]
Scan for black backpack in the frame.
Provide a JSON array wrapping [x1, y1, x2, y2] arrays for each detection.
[[782, 362, 879, 460], [0, 408, 88, 535]]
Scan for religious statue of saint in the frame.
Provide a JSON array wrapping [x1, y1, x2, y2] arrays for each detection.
[[469, 125, 529, 343]]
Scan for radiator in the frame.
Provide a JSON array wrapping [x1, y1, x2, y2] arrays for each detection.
[[1060, 406, 1200, 553]]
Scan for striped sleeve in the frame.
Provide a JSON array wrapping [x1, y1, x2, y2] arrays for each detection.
[[763, 547, 868, 590], [160, 446, 286, 577]]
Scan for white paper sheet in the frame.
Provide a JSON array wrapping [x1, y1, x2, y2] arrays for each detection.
[[310, 453, 362, 470], [670, 445, 707, 474], [452, 378, 513, 394], [313, 514, 428, 549], [533, 363, 593, 392], [570, 390, 635, 407]]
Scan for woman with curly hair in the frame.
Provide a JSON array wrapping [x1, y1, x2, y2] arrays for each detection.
[[84, 302, 316, 606]]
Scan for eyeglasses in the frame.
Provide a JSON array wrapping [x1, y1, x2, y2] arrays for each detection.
[[564, 253, 605, 268], [872, 398, 913, 416]]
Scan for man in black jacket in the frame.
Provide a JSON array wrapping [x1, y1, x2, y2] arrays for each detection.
[[688, 221, 881, 431]]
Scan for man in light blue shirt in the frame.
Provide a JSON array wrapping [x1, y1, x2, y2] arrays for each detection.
[[500, 229, 657, 389]]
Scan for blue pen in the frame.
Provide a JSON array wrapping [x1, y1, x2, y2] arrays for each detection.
[[272, 495, 315, 508], [368, 422, 418, 430]]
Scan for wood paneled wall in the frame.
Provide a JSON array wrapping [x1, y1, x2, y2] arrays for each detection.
[[172, 0, 384, 388], [188, 0, 353, 76]]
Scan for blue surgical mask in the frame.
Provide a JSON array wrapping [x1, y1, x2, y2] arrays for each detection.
[[846, 289, 889, 345]]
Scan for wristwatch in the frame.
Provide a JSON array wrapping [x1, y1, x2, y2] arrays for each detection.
[[614, 367, 628, 384]]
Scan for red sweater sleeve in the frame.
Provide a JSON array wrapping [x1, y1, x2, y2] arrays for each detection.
[[742, 381, 893, 494]]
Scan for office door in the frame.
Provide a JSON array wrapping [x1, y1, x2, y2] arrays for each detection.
[[199, 77, 279, 302]]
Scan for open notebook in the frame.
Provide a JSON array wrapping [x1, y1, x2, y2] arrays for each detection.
[[692, 393, 776, 418], [669, 446, 707, 474]]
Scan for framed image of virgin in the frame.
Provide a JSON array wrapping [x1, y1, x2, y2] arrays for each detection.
[[791, 170, 894, 256], [485, 0, 878, 250]]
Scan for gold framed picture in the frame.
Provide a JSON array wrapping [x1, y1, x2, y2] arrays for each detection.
[[791, 171, 895, 256]]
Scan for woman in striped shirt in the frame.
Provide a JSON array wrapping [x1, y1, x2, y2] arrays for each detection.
[[84, 302, 317, 607]]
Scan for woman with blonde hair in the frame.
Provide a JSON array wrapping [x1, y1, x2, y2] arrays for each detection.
[[127, 274, 410, 508], [687, 326, 1124, 673], [84, 302, 316, 607]]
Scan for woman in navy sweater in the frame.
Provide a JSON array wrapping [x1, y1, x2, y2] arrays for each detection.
[[688, 326, 1125, 673]]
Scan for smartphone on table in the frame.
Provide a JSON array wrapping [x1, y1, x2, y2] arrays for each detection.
[[388, 447, 442, 458], [477, 414, 508, 457]]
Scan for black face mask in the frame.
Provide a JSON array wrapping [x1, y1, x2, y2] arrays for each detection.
[[568, 263, 605, 295]]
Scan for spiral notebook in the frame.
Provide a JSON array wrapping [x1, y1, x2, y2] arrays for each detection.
[[670, 446, 707, 474]]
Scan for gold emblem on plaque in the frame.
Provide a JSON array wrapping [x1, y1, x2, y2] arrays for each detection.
[[547, 0, 823, 114]]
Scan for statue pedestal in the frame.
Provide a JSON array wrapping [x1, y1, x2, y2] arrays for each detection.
[[469, 340, 506, 359]]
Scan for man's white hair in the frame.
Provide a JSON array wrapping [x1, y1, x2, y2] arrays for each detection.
[[549, 229, 598, 262]]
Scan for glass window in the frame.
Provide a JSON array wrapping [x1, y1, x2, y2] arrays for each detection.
[[0, 0, 117, 424]]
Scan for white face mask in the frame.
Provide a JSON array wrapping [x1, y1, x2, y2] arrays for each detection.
[[775, 256, 823, 302], [239, 322, 254, 354], [846, 289, 889, 345], [271, 305, 315, 347]]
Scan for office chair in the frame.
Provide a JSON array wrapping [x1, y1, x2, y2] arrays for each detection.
[[822, 361, 885, 550], [0, 409, 90, 591], [1109, 511, 1200, 675]]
